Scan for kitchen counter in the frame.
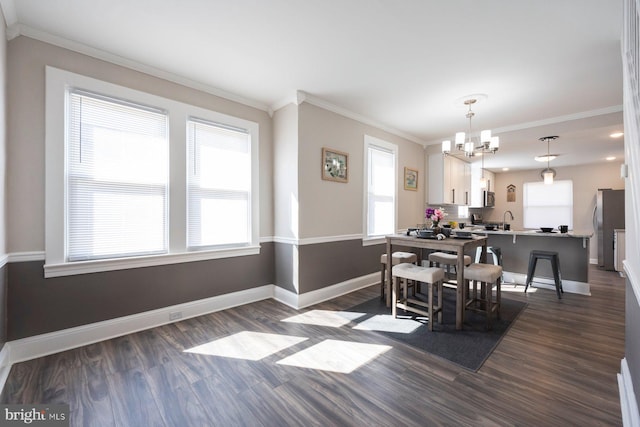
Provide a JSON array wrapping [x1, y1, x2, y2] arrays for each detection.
[[471, 230, 591, 295], [468, 228, 593, 239]]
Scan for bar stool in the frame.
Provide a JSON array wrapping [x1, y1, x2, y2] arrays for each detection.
[[381, 252, 418, 306], [475, 246, 502, 266], [392, 264, 445, 331], [525, 250, 563, 299], [428, 252, 472, 286], [464, 263, 502, 330]]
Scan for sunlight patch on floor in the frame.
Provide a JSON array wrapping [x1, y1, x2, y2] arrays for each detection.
[[184, 331, 307, 361], [281, 309, 366, 327], [276, 339, 391, 374], [352, 314, 422, 334]]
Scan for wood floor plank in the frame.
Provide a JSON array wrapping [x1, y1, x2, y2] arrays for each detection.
[[1, 265, 625, 426]]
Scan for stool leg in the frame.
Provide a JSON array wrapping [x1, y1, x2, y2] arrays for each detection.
[[485, 281, 492, 330], [496, 277, 502, 321], [427, 280, 434, 331], [381, 264, 386, 301], [437, 280, 443, 324], [392, 276, 398, 318], [551, 257, 562, 299], [525, 256, 538, 293]]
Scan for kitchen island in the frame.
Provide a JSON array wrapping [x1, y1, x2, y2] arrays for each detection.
[[469, 228, 592, 295]]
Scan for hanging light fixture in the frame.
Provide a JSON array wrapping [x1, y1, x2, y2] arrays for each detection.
[[538, 136, 558, 184], [442, 95, 499, 187]]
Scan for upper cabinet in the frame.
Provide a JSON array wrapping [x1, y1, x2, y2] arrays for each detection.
[[469, 164, 495, 207], [428, 154, 470, 205]]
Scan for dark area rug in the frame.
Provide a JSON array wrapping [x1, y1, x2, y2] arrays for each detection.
[[348, 289, 526, 371]]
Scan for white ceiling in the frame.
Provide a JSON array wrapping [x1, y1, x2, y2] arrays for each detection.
[[1, 0, 625, 172]]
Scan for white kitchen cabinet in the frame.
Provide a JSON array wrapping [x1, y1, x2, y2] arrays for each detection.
[[428, 153, 470, 205], [470, 164, 495, 207]]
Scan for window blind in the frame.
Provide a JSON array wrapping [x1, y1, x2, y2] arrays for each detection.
[[367, 145, 395, 237], [67, 91, 169, 261], [187, 118, 251, 249], [523, 180, 573, 229]]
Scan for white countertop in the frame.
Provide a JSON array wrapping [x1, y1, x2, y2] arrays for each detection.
[[467, 228, 593, 238]]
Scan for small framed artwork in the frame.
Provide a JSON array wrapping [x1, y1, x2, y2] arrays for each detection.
[[404, 167, 418, 191], [507, 184, 516, 202], [322, 147, 348, 183]]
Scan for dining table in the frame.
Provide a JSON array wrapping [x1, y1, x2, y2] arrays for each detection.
[[385, 232, 488, 330]]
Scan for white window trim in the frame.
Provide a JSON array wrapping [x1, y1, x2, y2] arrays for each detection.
[[362, 135, 398, 245], [45, 66, 260, 277]]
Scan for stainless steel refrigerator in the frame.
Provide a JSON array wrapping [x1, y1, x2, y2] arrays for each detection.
[[595, 189, 625, 270]]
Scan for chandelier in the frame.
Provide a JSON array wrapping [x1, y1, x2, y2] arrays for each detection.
[[442, 95, 499, 188], [441, 96, 499, 157], [538, 135, 558, 184]]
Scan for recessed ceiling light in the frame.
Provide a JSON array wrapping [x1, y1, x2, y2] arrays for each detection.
[[534, 154, 558, 162], [502, 167, 510, 171], [606, 156, 616, 161], [610, 132, 624, 138]]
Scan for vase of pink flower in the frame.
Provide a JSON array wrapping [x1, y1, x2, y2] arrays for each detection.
[[425, 207, 446, 232]]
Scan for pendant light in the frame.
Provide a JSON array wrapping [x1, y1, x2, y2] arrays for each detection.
[[538, 136, 558, 184]]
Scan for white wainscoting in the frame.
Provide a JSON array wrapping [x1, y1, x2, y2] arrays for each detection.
[[619, 358, 640, 427]]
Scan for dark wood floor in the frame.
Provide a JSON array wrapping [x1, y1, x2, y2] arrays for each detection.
[[2, 265, 624, 426]]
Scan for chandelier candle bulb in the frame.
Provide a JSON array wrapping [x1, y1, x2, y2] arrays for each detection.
[[455, 132, 465, 147], [490, 136, 500, 151], [465, 142, 474, 155], [481, 129, 492, 143], [442, 140, 451, 153]]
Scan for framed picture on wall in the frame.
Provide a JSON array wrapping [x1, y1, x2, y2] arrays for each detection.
[[404, 167, 418, 191], [322, 147, 348, 183]]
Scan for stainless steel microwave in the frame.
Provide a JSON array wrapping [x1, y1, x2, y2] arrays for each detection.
[[483, 191, 495, 207]]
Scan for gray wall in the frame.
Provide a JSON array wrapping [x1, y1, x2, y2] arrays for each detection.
[[0, 8, 8, 349], [298, 240, 382, 294], [7, 243, 274, 340]]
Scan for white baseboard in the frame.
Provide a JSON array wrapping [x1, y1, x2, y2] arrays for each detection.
[[619, 358, 640, 427], [272, 272, 378, 309], [503, 271, 591, 296], [297, 273, 379, 309], [0, 345, 11, 392], [0, 272, 380, 392]]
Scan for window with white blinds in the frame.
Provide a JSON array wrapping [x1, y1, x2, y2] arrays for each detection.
[[67, 91, 169, 261], [364, 136, 397, 239], [187, 119, 251, 249], [46, 67, 260, 277], [523, 180, 573, 229]]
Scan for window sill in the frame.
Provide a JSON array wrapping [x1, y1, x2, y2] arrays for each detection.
[[44, 245, 261, 278]]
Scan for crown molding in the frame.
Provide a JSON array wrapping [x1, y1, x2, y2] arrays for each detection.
[[0, 0, 17, 29], [13, 24, 271, 113], [423, 104, 624, 146], [492, 105, 624, 135], [297, 90, 425, 144]]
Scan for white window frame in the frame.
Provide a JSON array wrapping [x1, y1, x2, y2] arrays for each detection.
[[45, 67, 260, 278], [362, 135, 398, 246], [523, 180, 573, 229]]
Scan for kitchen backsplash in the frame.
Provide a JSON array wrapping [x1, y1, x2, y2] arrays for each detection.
[[423, 205, 491, 227]]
